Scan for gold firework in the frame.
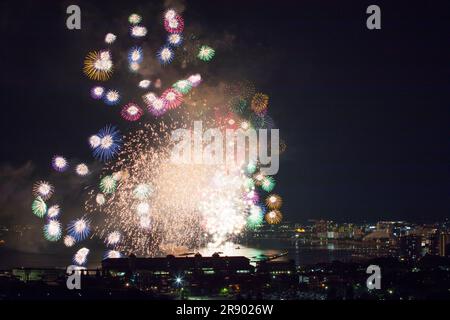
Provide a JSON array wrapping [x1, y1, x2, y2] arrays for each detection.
[[251, 93, 269, 114], [83, 51, 113, 81], [265, 210, 283, 224], [265, 194, 283, 210]]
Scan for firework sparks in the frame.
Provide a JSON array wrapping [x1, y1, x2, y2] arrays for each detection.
[[130, 25, 147, 38], [91, 86, 105, 99], [106, 231, 121, 246], [172, 80, 192, 94], [104, 33, 116, 44], [75, 163, 89, 176], [104, 89, 120, 106], [138, 80, 151, 89], [83, 51, 113, 81], [68, 218, 91, 242], [161, 88, 183, 109], [164, 15, 184, 33], [33, 181, 54, 200], [197, 45, 215, 61], [167, 33, 183, 47], [73, 247, 90, 265], [47, 204, 60, 219], [52, 155, 68, 172], [157, 46, 174, 65], [44, 220, 62, 241], [121, 103, 143, 121], [64, 235, 76, 247], [251, 93, 269, 114], [92, 125, 122, 162], [128, 14, 142, 25], [147, 98, 167, 116], [100, 175, 117, 194], [265, 194, 282, 209], [265, 209, 283, 224], [32, 197, 47, 218]]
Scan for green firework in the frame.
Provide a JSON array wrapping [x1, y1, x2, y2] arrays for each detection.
[[197, 45, 215, 61], [172, 80, 192, 94], [100, 175, 117, 194], [261, 176, 276, 192], [32, 197, 47, 218]]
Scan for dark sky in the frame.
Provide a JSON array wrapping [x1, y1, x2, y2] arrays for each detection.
[[0, 0, 449, 224]]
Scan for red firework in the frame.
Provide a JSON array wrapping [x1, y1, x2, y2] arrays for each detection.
[[121, 103, 143, 121], [161, 88, 183, 109], [164, 15, 184, 33]]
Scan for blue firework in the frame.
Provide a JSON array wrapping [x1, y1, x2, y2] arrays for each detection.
[[103, 250, 123, 260], [103, 89, 120, 106], [67, 218, 91, 242], [128, 46, 143, 63], [167, 33, 183, 47], [92, 125, 122, 162], [157, 46, 174, 65]]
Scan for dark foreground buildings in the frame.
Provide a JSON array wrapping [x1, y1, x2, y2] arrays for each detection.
[[1, 252, 450, 300]]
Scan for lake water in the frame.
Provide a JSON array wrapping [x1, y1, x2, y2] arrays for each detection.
[[0, 239, 360, 269]]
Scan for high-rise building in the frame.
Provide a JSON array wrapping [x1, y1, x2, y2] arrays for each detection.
[[399, 235, 422, 261], [439, 233, 450, 257]]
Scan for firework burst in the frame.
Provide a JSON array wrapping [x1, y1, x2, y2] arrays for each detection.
[[147, 98, 167, 116], [261, 176, 276, 192], [164, 15, 184, 33], [100, 175, 117, 194], [92, 125, 122, 162], [73, 247, 90, 265], [44, 220, 62, 241], [52, 155, 68, 172], [104, 89, 120, 106], [247, 205, 265, 229], [138, 80, 151, 89], [121, 103, 143, 121], [130, 25, 147, 38], [105, 231, 121, 246], [47, 204, 60, 219], [265, 194, 282, 209], [75, 163, 89, 176], [157, 46, 174, 65], [91, 86, 105, 99], [142, 92, 157, 106], [167, 33, 183, 47], [251, 93, 269, 114], [197, 45, 215, 62], [265, 209, 283, 224], [128, 46, 143, 63], [104, 33, 116, 44], [161, 88, 183, 109], [33, 181, 54, 200], [68, 218, 91, 242], [128, 14, 142, 25], [32, 197, 47, 218], [104, 250, 122, 259], [83, 51, 113, 81], [64, 235, 76, 247], [172, 80, 192, 94], [188, 74, 202, 87]]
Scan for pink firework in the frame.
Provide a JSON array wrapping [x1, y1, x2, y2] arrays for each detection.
[[244, 190, 260, 204], [121, 103, 143, 121], [164, 15, 184, 33], [188, 74, 202, 87], [147, 98, 167, 116], [161, 88, 183, 109]]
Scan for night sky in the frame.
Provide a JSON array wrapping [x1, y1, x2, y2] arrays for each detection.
[[0, 0, 449, 226]]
